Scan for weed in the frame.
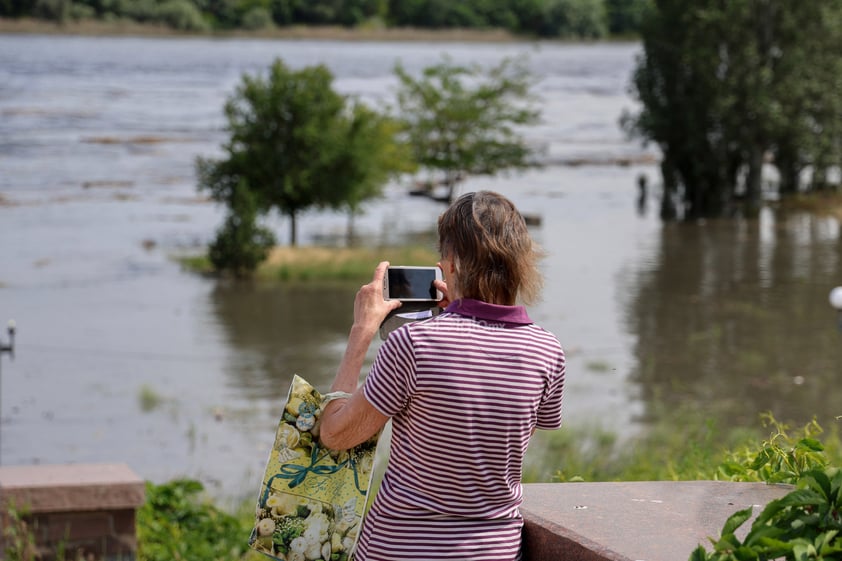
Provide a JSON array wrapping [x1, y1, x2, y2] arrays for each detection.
[[584, 360, 613, 373], [2, 502, 37, 561], [138, 384, 166, 412]]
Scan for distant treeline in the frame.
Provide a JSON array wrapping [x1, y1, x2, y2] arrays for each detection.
[[0, 0, 650, 38]]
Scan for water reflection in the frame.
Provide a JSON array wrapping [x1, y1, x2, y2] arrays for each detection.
[[210, 280, 359, 400], [627, 208, 842, 430]]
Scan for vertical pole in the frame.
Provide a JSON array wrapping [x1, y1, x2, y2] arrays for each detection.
[[0, 320, 16, 466]]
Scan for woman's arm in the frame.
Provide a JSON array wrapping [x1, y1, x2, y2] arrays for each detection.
[[319, 262, 400, 450]]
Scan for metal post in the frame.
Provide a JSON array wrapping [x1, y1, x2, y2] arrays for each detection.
[[0, 320, 16, 466]]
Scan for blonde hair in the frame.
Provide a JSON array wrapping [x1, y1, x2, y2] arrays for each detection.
[[437, 191, 543, 306]]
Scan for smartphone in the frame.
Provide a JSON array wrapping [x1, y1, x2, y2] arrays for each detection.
[[384, 266, 443, 302]]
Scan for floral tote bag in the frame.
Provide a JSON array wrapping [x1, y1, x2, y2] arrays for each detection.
[[249, 375, 381, 561]]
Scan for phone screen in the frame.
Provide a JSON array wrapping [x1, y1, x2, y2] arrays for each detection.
[[387, 267, 440, 301]]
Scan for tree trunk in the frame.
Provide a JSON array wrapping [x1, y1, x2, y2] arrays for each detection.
[[744, 145, 763, 216], [775, 147, 801, 196], [346, 210, 358, 246], [659, 157, 678, 221], [289, 211, 297, 247], [444, 171, 459, 204]]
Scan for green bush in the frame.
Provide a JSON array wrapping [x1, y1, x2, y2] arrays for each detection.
[[69, 3, 96, 20], [33, 0, 69, 22], [690, 467, 842, 561], [114, 0, 158, 22], [208, 183, 276, 277], [689, 415, 842, 560], [137, 479, 251, 561], [240, 6, 274, 30], [543, 0, 607, 38], [158, 0, 210, 31]]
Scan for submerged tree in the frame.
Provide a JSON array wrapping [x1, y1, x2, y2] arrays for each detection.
[[197, 58, 408, 250], [395, 56, 541, 204], [625, 0, 842, 220]]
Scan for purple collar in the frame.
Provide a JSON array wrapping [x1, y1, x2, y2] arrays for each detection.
[[444, 298, 533, 325]]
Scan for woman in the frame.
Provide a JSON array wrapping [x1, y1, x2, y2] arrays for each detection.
[[320, 190, 565, 561]]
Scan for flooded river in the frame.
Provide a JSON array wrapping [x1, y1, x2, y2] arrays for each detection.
[[1, 35, 840, 501]]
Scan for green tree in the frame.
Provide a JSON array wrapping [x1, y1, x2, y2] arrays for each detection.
[[395, 56, 541, 204], [549, 0, 607, 38], [604, 0, 650, 35], [198, 60, 345, 247], [285, 0, 380, 26], [198, 58, 407, 247], [327, 103, 416, 239], [626, 1, 842, 220]]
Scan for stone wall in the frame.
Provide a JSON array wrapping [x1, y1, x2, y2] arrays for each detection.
[[0, 463, 145, 561], [520, 481, 793, 561]]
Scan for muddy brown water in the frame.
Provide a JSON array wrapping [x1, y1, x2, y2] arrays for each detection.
[[1, 35, 840, 500]]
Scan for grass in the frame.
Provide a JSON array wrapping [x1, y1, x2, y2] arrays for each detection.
[[527, 409, 842, 484], [177, 245, 441, 283]]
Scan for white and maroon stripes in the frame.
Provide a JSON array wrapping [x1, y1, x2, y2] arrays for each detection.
[[357, 303, 565, 561]]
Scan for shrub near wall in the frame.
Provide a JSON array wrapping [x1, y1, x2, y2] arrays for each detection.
[[137, 479, 252, 561]]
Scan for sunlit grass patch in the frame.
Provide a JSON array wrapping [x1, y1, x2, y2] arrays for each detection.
[[263, 245, 439, 281], [177, 245, 440, 282]]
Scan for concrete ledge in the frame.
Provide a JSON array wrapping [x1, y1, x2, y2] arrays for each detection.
[[0, 463, 145, 561], [521, 481, 793, 561], [0, 463, 145, 513]]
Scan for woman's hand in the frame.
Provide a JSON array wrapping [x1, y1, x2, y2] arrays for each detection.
[[353, 261, 403, 334], [435, 260, 453, 308]]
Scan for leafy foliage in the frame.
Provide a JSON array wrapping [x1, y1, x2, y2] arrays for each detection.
[[197, 58, 407, 250], [207, 182, 275, 276], [717, 415, 831, 485], [626, 1, 842, 220], [137, 479, 252, 561], [395, 55, 541, 203], [688, 415, 842, 561], [1, 0, 650, 38], [2, 502, 39, 561], [690, 467, 842, 561]]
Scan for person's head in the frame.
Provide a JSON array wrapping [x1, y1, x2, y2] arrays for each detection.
[[437, 190, 543, 306]]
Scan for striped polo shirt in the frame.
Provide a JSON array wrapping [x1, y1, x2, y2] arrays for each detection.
[[357, 298, 565, 561]]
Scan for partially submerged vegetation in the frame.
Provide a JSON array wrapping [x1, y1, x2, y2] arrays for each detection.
[[177, 245, 440, 282]]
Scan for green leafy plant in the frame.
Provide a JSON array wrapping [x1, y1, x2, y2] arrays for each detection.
[[137, 479, 251, 561], [690, 415, 842, 560], [2, 501, 38, 561], [690, 467, 842, 561], [717, 415, 830, 484]]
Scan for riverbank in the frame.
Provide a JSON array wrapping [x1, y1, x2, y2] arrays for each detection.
[[0, 16, 521, 42]]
